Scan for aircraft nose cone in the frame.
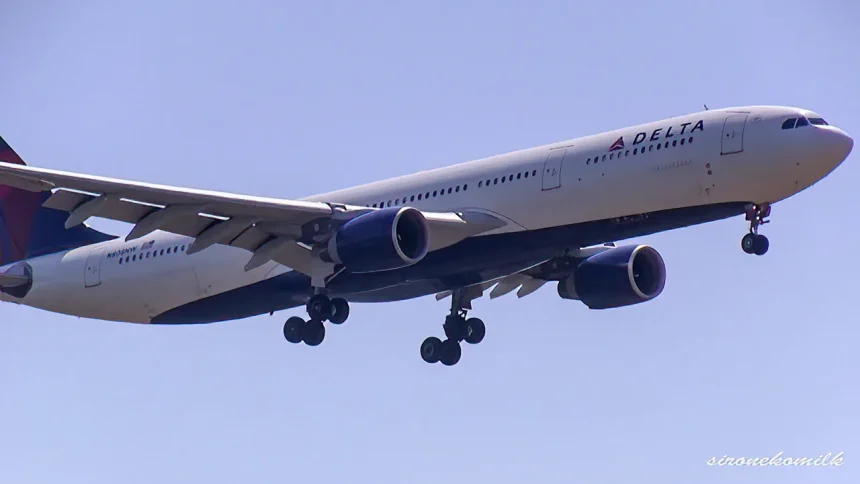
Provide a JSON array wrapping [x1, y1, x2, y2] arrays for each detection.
[[818, 127, 853, 169], [835, 128, 854, 161]]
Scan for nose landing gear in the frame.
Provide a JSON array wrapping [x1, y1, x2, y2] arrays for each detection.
[[282, 294, 350, 346], [741, 203, 770, 256]]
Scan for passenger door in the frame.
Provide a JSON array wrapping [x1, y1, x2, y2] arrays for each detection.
[[542, 148, 566, 190], [721, 114, 748, 155], [84, 248, 104, 288]]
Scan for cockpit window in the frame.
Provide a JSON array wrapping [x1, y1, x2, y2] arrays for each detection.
[[782, 118, 796, 129], [808, 117, 828, 126], [795, 116, 809, 128]]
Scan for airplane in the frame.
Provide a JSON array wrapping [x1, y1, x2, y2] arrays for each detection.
[[0, 106, 853, 366]]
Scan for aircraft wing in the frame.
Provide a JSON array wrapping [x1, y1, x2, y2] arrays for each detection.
[[0, 162, 507, 280]]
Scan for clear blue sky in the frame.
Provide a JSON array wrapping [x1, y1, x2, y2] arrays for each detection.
[[1, 1, 858, 483]]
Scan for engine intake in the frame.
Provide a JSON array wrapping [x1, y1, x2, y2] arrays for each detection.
[[558, 244, 666, 309], [325, 207, 429, 273]]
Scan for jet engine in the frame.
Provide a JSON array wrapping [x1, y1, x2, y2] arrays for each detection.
[[557, 244, 666, 309], [324, 207, 430, 273]]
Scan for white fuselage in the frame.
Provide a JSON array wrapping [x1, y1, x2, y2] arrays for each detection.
[[1, 105, 852, 323]]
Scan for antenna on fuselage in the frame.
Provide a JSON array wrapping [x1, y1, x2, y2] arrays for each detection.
[[704, 104, 709, 110]]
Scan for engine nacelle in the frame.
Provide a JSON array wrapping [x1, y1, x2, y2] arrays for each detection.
[[558, 244, 666, 309], [325, 207, 430, 273], [0, 261, 33, 299]]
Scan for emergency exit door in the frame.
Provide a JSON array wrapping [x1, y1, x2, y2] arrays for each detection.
[[542, 148, 566, 190]]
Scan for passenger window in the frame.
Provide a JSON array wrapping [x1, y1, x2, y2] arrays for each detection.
[[125, 256, 130, 263], [532, 170, 537, 176], [672, 140, 677, 147], [501, 177, 505, 183], [425, 192, 430, 199], [782, 118, 797, 129], [625, 150, 630, 156], [432, 190, 437, 197], [524, 171, 529, 178], [680, 139, 685, 145], [649, 145, 653, 152], [161, 249, 165, 255], [610, 153, 615, 160], [633, 148, 638, 155], [181, 245, 186, 251], [587, 157, 591, 164], [410, 195, 415, 202], [447, 187, 452, 194], [119, 258, 123, 264], [688, 137, 693, 143], [517, 173, 521, 179], [132, 255, 137, 261], [796, 116, 809, 128], [656, 144, 661, 150], [494, 178, 498, 185], [455, 186, 460, 193], [664, 141, 669, 148], [508, 175, 513, 181], [601, 155, 606, 161], [478, 181, 483, 187], [463, 184, 468, 191], [417, 194, 422, 200]]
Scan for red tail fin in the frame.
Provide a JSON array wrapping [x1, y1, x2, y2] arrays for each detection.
[[0, 136, 25, 165]]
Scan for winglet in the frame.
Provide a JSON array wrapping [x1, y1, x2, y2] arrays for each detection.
[[0, 136, 26, 165]]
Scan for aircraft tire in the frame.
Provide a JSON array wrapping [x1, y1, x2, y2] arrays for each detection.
[[302, 320, 326, 346], [283, 317, 305, 344]]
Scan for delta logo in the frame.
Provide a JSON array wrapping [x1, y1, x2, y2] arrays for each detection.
[[608, 119, 705, 152]]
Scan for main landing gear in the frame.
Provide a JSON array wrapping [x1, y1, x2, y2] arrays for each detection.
[[420, 289, 486, 366], [283, 294, 350, 346], [741, 203, 770, 256]]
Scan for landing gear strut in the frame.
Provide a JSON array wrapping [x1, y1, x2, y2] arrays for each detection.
[[741, 203, 770, 256], [282, 293, 350, 346], [420, 289, 485, 366]]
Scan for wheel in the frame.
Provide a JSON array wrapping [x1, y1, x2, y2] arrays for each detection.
[[741, 233, 757, 254], [306, 294, 332, 321], [302, 320, 326, 346], [283, 316, 305, 344], [753, 234, 769, 256], [420, 336, 443, 363], [463, 318, 486, 345], [439, 340, 462, 366], [329, 298, 350, 325], [443, 314, 466, 341]]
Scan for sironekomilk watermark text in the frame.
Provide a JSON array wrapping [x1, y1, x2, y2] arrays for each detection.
[[707, 452, 844, 467]]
